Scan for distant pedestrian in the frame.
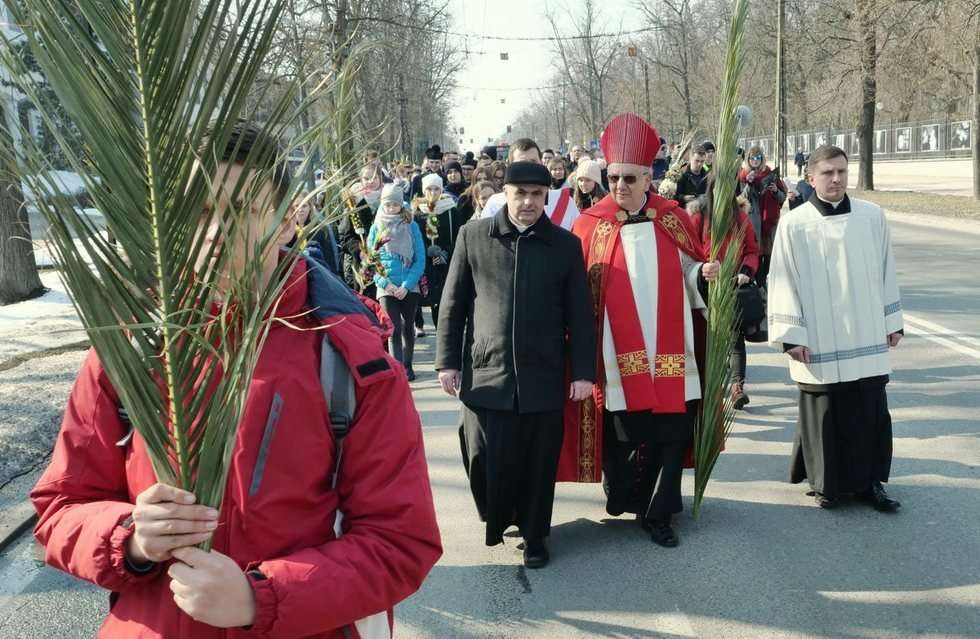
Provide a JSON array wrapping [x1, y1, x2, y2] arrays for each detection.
[[787, 165, 815, 210], [738, 146, 786, 290], [794, 147, 806, 177]]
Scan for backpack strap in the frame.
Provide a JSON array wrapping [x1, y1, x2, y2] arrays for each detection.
[[320, 336, 356, 490]]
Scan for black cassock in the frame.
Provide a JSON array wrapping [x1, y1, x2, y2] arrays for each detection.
[[602, 402, 697, 523], [790, 375, 893, 498], [435, 209, 596, 547], [460, 405, 564, 546]]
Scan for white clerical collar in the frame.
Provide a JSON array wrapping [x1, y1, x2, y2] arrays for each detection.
[[817, 194, 845, 209], [508, 215, 531, 233]]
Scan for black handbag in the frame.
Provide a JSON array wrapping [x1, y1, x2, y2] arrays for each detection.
[[736, 283, 766, 334]]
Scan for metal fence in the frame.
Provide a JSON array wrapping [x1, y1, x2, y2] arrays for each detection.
[[739, 119, 974, 162]]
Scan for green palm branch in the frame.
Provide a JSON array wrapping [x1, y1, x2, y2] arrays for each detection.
[[692, 0, 750, 516], [0, 1, 355, 525]]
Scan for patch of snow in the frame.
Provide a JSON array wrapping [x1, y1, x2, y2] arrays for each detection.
[[0, 270, 85, 362]]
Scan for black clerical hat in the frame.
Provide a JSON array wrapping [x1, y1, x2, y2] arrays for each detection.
[[425, 145, 442, 160], [504, 161, 551, 187]]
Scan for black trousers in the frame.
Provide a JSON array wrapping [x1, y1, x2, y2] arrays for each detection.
[[379, 293, 420, 366], [602, 404, 696, 523], [413, 304, 440, 329], [790, 384, 893, 498], [460, 404, 564, 546], [731, 333, 747, 381], [755, 255, 772, 290]]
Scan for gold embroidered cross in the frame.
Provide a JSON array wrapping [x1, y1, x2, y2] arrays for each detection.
[[617, 350, 651, 376], [655, 354, 685, 378], [659, 214, 689, 246]]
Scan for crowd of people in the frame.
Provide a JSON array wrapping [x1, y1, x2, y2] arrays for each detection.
[[29, 112, 906, 637], [284, 114, 903, 561]]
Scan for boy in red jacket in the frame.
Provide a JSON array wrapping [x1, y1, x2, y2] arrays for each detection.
[[31, 122, 442, 638]]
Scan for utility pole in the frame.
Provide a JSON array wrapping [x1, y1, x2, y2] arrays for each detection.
[[973, 15, 979, 200], [644, 62, 651, 123], [397, 72, 410, 159], [774, 0, 787, 173]]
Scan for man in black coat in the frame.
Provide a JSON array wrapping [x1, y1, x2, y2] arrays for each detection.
[[794, 147, 806, 177], [409, 145, 445, 200], [435, 161, 596, 569], [674, 144, 710, 208]]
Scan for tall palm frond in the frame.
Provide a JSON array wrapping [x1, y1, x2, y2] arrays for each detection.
[[0, 1, 356, 521], [692, 0, 750, 516]]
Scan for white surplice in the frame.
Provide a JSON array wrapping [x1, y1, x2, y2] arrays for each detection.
[[767, 197, 903, 385], [600, 222, 705, 412]]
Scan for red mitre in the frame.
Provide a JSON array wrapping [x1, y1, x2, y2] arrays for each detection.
[[600, 112, 661, 167]]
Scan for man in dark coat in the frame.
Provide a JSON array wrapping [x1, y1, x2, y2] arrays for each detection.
[[674, 144, 710, 209], [794, 147, 806, 177], [435, 161, 596, 569], [409, 145, 445, 200]]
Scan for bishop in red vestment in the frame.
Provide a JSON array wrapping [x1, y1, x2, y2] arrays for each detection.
[[558, 113, 718, 547]]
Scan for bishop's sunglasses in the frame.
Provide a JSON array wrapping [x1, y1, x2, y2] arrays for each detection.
[[607, 174, 640, 185]]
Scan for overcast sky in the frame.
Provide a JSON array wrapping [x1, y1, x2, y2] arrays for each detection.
[[448, 0, 644, 153]]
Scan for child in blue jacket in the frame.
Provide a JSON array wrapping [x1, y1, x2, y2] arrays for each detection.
[[368, 183, 426, 380]]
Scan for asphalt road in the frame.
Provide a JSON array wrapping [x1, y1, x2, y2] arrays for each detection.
[[1, 210, 978, 639]]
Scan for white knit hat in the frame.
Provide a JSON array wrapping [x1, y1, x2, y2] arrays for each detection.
[[380, 183, 403, 205], [576, 158, 602, 183], [421, 173, 444, 191]]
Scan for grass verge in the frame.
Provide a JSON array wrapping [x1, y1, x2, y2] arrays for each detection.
[[850, 189, 979, 221]]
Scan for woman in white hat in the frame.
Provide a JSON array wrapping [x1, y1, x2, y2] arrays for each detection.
[[571, 158, 608, 211]]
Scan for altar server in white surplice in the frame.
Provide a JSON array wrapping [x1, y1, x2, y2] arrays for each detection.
[[768, 144, 904, 513]]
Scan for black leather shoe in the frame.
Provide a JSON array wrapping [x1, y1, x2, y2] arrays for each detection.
[[405, 365, 416, 382], [815, 493, 839, 509], [637, 514, 651, 531], [606, 500, 627, 517], [523, 538, 549, 569], [648, 520, 679, 547], [857, 482, 901, 512], [732, 382, 750, 410]]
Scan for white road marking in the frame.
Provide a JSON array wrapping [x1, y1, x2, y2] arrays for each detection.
[[903, 313, 980, 361]]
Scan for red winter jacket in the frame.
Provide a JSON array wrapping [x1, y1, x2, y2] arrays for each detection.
[[688, 208, 760, 277], [31, 259, 442, 638], [737, 165, 786, 251]]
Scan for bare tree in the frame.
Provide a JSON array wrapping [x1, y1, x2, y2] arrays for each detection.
[[547, 0, 622, 143], [0, 102, 44, 305], [637, 0, 699, 130], [854, 0, 878, 189]]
